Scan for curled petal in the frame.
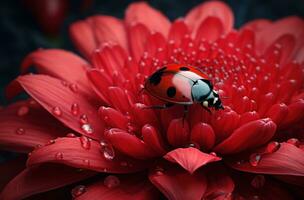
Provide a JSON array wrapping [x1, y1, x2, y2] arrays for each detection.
[[105, 128, 158, 160], [195, 17, 224, 42], [164, 147, 221, 174], [142, 124, 167, 156], [0, 163, 96, 200], [185, 1, 233, 36], [125, 2, 170, 37], [149, 165, 207, 200], [229, 143, 304, 176], [27, 137, 146, 173], [17, 75, 104, 140], [69, 20, 97, 58], [214, 118, 276, 154], [0, 101, 65, 153], [265, 103, 288, 126]]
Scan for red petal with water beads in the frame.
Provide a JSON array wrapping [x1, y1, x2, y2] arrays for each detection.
[[69, 20, 97, 59], [281, 99, 304, 128], [195, 17, 224, 42], [105, 128, 158, 160], [99, 107, 128, 130], [190, 122, 215, 150], [125, 2, 170, 37], [239, 111, 260, 126], [142, 124, 167, 156], [17, 75, 104, 140], [75, 174, 160, 200], [107, 87, 132, 114], [185, 1, 233, 36], [0, 101, 66, 153], [230, 143, 304, 176], [0, 163, 96, 200], [87, 16, 128, 50], [214, 118, 276, 154], [0, 156, 25, 191], [164, 147, 221, 174], [168, 20, 189, 47], [127, 23, 150, 62], [149, 165, 207, 200], [167, 118, 190, 147], [27, 137, 146, 173], [87, 69, 112, 103], [265, 103, 289, 126]]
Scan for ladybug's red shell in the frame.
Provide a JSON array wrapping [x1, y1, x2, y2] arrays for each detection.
[[144, 64, 210, 105]]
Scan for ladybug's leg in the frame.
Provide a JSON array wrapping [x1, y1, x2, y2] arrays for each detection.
[[143, 103, 175, 110]]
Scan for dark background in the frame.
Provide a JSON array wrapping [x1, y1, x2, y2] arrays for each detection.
[[0, 0, 303, 162]]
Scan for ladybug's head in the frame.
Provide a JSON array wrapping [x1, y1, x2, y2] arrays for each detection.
[[201, 90, 224, 110]]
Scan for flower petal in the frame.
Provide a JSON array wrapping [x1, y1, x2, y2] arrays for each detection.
[[214, 118, 276, 154], [195, 17, 224, 42], [69, 20, 97, 58], [17, 75, 104, 140], [185, 1, 233, 36], [0, 163, 95, 200], [190, 122, 215, 150], [164, 147, 221, 174], [149, 165, 207, 200], [167, 118, 190, 147], [142, 124, 167, 156], [0, 100, 66, 153], [27, 137, 146, 173], [125, 2, 170, 37], [105, 128, 158, 160], [87, 16, 128, 50], [21, 49, 96, 101], [229, 143, 304, 176], [75, 174, 160, 200], [241, 19, 271, 32]]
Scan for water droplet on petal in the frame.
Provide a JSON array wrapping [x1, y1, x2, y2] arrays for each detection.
[[17, 106, 29, 116], [71, 185, 86, 198], [287, 138, 300, 147], [69, 83, 78, 92], [66, 133, 76, 138], [52, 106, 62, 116], [46, 139, 55, 145], [249, 153, 261, 166], [81, 124, 94, 134], [104, 175, 120, 188], [210, 152, 217, 156], [154, 166, 165, 176], [251, 175, 265, 189], [83, 159, 90, 167], [16, 128, 25, 135], [100, 140, 115, 160], [80, 114, 88, 124], [187, 142, 200, 149], [55, 152, 63, 160], [79, 136, 91, 150], [71, 103, 79, 116], [265, 141, 280, 153]]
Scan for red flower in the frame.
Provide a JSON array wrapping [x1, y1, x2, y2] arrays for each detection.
[[1, 1, 304, 199]]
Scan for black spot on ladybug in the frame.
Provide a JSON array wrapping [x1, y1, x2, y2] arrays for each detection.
[[167, 87, 176, 98], [149, 67, 167, 85], [179, 66, 189, 71]]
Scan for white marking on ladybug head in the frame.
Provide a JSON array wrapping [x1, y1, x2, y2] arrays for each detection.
[[203, 101, 208, 107], [213, 97, 218, 104]]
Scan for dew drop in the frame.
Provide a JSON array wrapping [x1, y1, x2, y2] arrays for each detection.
[[17, 106, 29, 116], [52, 106, 62, 116], [210, 152, 217, 157], [46, 139, 55, 145], [81, 124, 94, 134], [251, 175, 265, 189], [69, 83, 78, 92], [100, 140, 115, 160], [66, 133, 76, 138], [71, 103, 79, 116], [249, 153, 261, 166], [79, 136, 91, 150], [287, 138, 300, 147], [71, 185, 86, 198], [16, 128, 25, 135], [265, 141, 280, 153], [104, 175, 120, 188], [55, 152, 63, 160], [187, 142, 200, 149], [154, 166, 165, 176], [80, 114, 88, 124], [83, 159, 90, 167]]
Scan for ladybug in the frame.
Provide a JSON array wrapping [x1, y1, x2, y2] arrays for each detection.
[[144, 63, 224, 112]]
